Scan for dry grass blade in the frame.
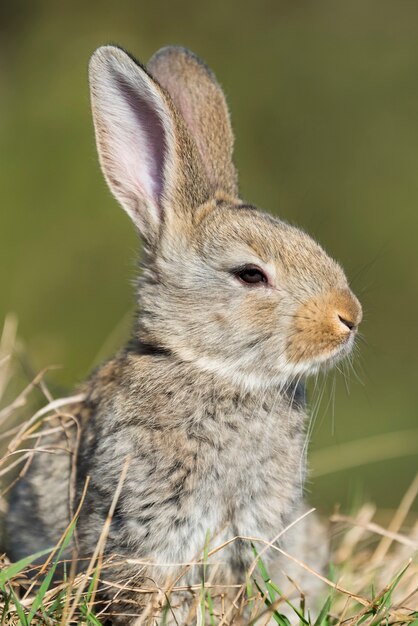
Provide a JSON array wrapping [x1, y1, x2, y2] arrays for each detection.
[[0, 314, 18, 403], [0, 367, 54, 426], [333, 503, 376, 564], [65, 456, 131, 624], [371, 473, 418, 564], [6, 392, 85, 454], [331, 513, 418, 550]]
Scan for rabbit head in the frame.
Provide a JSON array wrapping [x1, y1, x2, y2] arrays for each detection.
[[89, 45, 362, 389]]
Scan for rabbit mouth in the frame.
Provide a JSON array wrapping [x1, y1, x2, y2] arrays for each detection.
[[280, 343, 353, 382], [294, 329, 357, 378], [319, 331, 357, 368]]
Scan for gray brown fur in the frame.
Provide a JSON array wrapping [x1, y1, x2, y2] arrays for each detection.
[[7, 45, 362, 624]]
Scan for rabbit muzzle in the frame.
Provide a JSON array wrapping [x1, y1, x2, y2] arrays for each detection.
[[285, 287, 362, 372]]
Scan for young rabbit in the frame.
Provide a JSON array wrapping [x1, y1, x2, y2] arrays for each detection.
[[8, 45, 362, 623]]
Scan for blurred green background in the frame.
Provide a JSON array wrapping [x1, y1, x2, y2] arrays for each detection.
[[0, 0, 417, 513]]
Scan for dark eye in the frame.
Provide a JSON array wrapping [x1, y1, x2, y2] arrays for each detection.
[[233, 265, 269, 286]]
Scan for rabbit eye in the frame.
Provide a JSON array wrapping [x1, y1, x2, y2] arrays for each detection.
[[233, 265, 269, 286]]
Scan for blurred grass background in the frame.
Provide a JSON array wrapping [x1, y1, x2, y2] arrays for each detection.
[[0, 0, 417, 512]]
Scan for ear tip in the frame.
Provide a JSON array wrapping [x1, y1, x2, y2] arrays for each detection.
[[89, 45, 142, 77], [90, 44, 120, 63], [89, 46, 118, 78], [151, 45, 193, 59], [148, 45, 215, 81]]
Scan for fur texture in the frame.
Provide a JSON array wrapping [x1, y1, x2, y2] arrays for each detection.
[[7, 45, 362, 624]]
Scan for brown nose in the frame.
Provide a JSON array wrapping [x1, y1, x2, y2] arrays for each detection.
[[335, 289, 362, 332], [338, 314, 356, 331]]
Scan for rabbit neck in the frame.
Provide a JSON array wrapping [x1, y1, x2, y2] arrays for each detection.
[[127, 330, 307, 399]]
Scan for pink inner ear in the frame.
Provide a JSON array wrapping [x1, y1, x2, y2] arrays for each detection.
[[115, 75, 167, 216]]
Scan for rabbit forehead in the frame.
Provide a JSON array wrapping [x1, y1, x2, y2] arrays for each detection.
[[194, 205, 347, 287]]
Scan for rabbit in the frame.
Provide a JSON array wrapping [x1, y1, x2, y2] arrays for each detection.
[[7, 45, 362, 624]]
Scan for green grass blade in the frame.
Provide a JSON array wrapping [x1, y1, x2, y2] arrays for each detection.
[[27, 519, 76, 622], [251, 544, 310, 624], [357, 560, 412, 626], [160, 595, 172, 626], [45, 588, 66, 617], [378, 560, 411, 611], [246, 574, 255, 616], [84, 564, 100, 604], [79, 602, 104, 626], [39, 604, 53, 625], [253, 578, 291, 626], [9, 587, 28, 626], [0, 547, 52, 587], [268, 580, 309, 624], [252, 543, 276, 604], [274, 613, 292, 626], [0, 592, 10, 626], [206, 589, 216, 626], [313, 595, 331, 626]]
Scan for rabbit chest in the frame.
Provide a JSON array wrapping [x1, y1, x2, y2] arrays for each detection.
[[77, 356, 308, 578]]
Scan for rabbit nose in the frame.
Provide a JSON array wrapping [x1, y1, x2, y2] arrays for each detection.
[[338, 314, 356, 331], [335, 290, 362, 333]]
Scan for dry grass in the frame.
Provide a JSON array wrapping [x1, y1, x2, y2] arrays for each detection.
[[0, 315, 417, 625]]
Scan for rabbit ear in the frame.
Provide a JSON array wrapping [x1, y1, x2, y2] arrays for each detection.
[[89, 46, 209, 244], [147, 46, 238, 197]]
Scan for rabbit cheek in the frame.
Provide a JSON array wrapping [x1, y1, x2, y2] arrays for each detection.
[[238, 294, 277, 346], [286, 289, 361, 369]]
